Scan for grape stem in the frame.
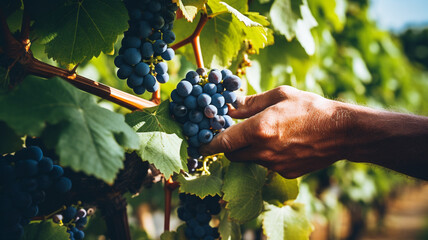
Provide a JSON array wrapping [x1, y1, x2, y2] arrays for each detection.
[[164, 177, 174, 231], [0, 9, 157, 111], [170, 13, 209, 68]]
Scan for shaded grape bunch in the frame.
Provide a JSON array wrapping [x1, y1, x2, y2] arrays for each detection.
[[0, 146, 72, 240], [177, 193, 221, 240], [170, 68, 241, 162], [115, 0, 178, 94], [53, 206, 90, 240]]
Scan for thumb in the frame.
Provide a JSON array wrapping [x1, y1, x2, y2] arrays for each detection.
[[199, 117, 256, 155]]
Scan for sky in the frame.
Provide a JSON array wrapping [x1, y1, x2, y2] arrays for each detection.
[[369, 0, 428, 32]]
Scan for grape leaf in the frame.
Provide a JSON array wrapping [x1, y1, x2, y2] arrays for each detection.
[[0, 121, 23, 155], [26, 0, 128, 64], [218, 209, 242, 240], [174, 1, 270, 68], [262, 172, 299, 206], [262, 203, 313, 240], [269, 0, 317, 55], [177, 161, 223, 198], [21, 221, 69, 240], [0, 122, 22, 155], [0, 76, 139, 183], [160, 224, 187, 240], [222, 162, 267, 223], [125, 101, 188, 179], [178, 0, 207, 22]]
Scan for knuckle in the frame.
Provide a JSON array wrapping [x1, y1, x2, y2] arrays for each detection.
[[218, 134, 234, 152]]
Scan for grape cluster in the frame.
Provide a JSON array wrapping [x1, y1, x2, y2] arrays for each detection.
[[170, 68, 242, 165], [177, 193, 221, 240], [0, 146, 72, 240], [53, 206, 89, 240], [115, 0, 178, 94]]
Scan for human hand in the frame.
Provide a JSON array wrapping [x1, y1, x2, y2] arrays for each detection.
[[199, 86, 351, 178]]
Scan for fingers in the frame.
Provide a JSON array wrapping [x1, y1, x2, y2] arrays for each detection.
[[228, 86, 290, 119], [199, 118, 257, 155]]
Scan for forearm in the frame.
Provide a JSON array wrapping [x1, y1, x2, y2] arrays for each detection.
[[338, 102, 428, 180]]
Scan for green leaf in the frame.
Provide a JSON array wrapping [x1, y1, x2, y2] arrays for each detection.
[[0, 76, 139, 183], [0, 121, 23, 155], [262, 172, 299, 206], [177, 161, 223, 198], [125, 101, 188, 179], [262, 203, 313, 240], [269, 0, 317, 55], [178, 0, 207, 22], [174, 0, 270, 68], [218, 209, 242, 240], [27, 0, 128, 64], [222, 162, 267, 223], [160, 224, 187, 240], [21, 221, 69, 240]]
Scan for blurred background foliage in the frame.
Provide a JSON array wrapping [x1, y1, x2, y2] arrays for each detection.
[[19, 0, 428, 239]]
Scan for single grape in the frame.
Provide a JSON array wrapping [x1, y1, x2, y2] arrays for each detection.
[[156, 73, 169, 83], [211, 93, 225, 108], [135, 62, 150, 76], [177, 80, 193, 97], [197, 93, 211, 107], [203, 83, 217, 96], [127, 73, 144, 88], [141, 42, 154, 58], [161, 48, 175, 60], [153, 40, 167, 54], [54, 177, 72, 193], [155, 62, 168, 75], [143, 74, 157, 92], [191, 85, 203, 96], [117, 65, 133, 79], [163, 30, 176, 44], [222, 91, 237, 103], [208, 69, 222, 84], [196, 68, 207, 77], [50, 165, 64, 179], [149, 0, 162, 12], [123, 48, 142, 65], [184, 95, 198, 110], [221, 69, 233, 79], [172, 104, 188, 117], [198, 129, 213, 144], [63, 206, 77, 223], [183, 122, 199, 137], [27, 146, 43, 161], [132, 85, 146, 95], [210, 115, 225, 130], [171, 89, 184, 103], [188, 110, 203, 123], [186, 71, 200, 84], [223, 75, 242, 91], [204, 105, 217, 118], [52, 214, 63, 223]]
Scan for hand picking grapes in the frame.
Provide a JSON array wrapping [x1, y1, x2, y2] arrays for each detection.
[[200, 86, 428, 180]]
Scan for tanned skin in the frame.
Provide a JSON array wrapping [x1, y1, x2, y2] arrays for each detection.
[[199, 86, 428, 180]]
